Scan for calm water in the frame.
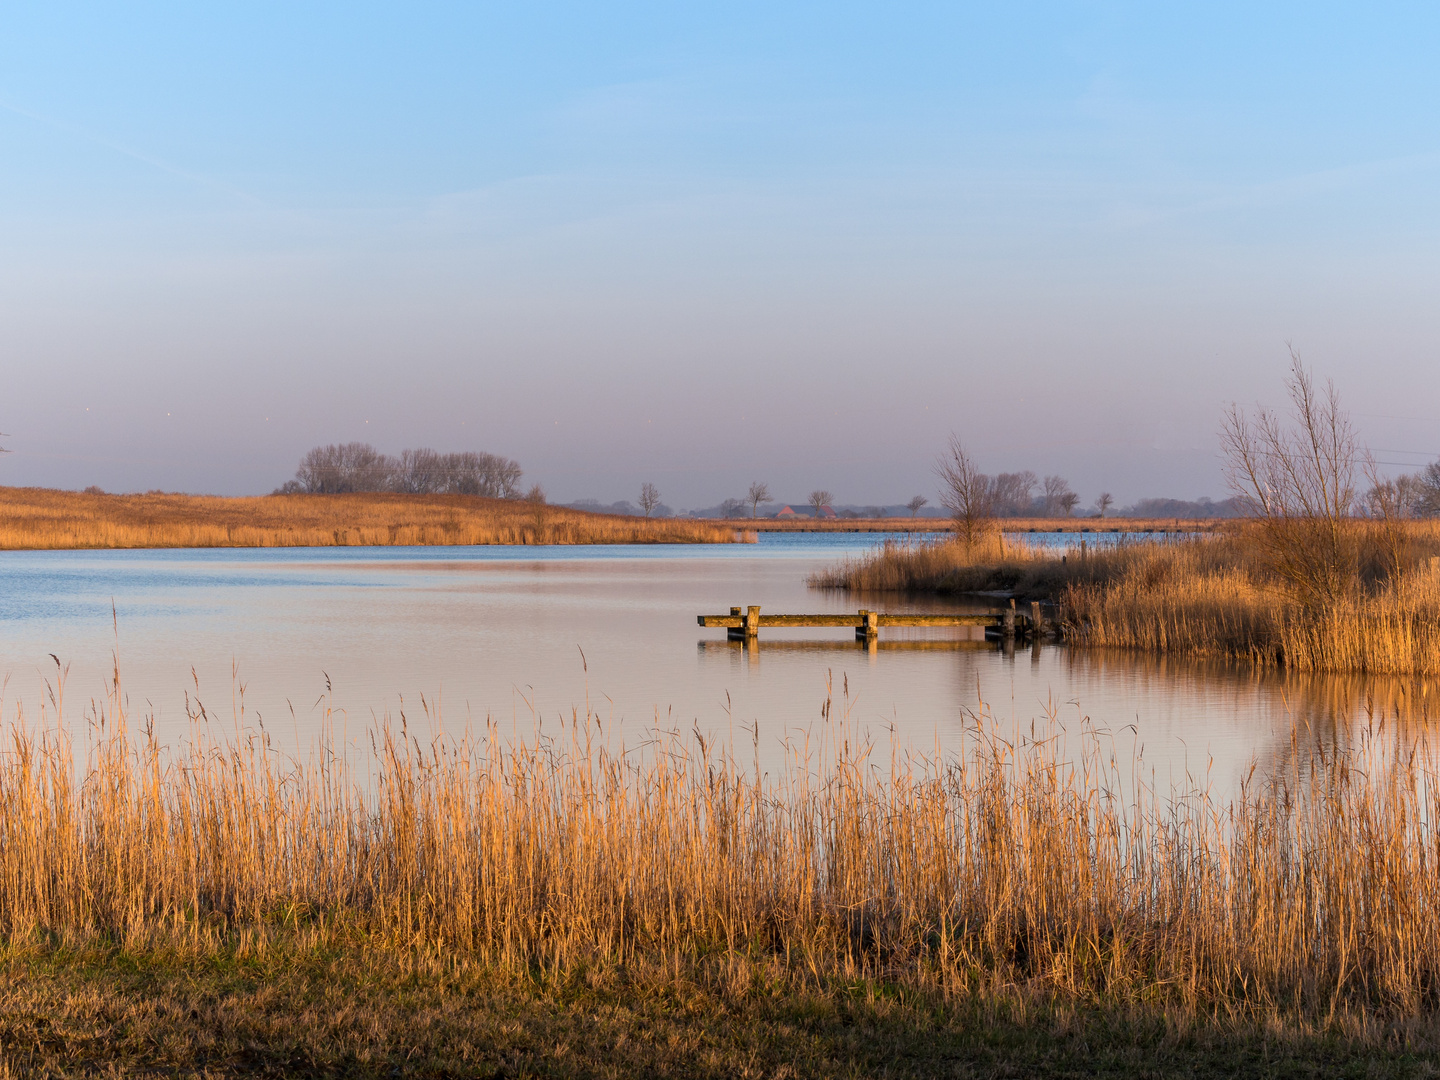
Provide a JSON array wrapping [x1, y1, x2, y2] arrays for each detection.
[[0, 532, 1430, 793]]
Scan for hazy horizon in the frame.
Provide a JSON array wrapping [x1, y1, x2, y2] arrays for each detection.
[[4, 4, 1438, 508]]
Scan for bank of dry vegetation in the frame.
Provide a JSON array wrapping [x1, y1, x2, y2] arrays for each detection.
[[0, 486, 739, 549], [810, 522, 1440, 675], [2, 675, 1440, 1073]]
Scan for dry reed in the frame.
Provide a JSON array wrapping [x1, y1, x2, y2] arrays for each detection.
[[0, 487, 739, 549], [3, 671, 1440, 1027], [813, 525, 1440, 675]]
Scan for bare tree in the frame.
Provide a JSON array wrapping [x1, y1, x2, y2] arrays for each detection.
[[291, 444, 522, 498], [1421, 461, 1440, 516], [294, 443, 392, 493], [1220, 348, 1358, 609], [638, 482, 661, 518], [1042, 475, 1075, 517], [906, 495, 928, 517], [991, 471, 1037, 517], [808, 490, 833, 517], [1058, 491, 1079, 517], [525, 483, 546, 504], [1095, 492, 1114, 518], [747, 481, 771, 518], [935, 436, 994, 545]]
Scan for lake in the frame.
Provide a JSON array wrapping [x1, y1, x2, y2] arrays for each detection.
[[0, 532, 1427, 795]]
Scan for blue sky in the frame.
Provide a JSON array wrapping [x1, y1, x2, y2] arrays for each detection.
[[3, 3, 1438, 507]]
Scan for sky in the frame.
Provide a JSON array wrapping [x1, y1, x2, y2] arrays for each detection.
[[2, 2, 1438, 509]]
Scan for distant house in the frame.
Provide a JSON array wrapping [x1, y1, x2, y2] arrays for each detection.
[[775, 505, 797, 518], [819, 505, 837, 519]]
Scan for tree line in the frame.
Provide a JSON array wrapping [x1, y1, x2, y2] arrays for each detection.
[[277, 443, 526, 499]]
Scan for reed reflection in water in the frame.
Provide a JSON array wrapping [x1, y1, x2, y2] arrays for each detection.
[[0, 536, 1436, 801]]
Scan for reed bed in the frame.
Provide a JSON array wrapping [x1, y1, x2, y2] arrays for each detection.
[[3, 677, 1440, 1029], [812, 524, 1440, 675], [0, 486, 739, 549]]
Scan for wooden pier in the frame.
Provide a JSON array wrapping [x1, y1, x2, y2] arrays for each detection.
[[698, 603, 1051, 642]]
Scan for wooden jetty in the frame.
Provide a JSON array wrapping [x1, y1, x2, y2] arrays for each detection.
[[698, 603, 1052, 642]]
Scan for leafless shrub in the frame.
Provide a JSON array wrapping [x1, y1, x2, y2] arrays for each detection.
[[1220, 348, 1358, 610], [935, 436, 994, 544]]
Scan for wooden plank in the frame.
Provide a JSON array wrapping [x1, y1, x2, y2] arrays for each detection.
[[700, 612, 1003, 628], [876, 614, 999, 626]]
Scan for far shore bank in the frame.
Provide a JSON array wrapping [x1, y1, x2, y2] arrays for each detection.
[[0, 486, 741, 550], [719, 515, 1220, 533]]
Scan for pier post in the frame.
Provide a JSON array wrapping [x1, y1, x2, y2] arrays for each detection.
[[727, 606, 746, 640], [745, 605, 761, 639], [1002, 600, 1016, 639], [855, 609, 879, 641], [1030, 600, 1043, 638]]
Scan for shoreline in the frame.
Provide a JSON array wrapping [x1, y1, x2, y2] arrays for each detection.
[[0, 486, 742, 550], [717, 515, 1220, 533]]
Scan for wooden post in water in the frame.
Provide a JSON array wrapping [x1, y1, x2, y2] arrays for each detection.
[[1002, 599, 1016, 639], [727, 606, 745, 640], [1031, 600, 1043, 638], [855, 609, 879, 641], [745, 605, 761, 639]]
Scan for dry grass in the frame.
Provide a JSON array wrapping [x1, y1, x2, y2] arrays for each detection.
[[5, 673, 1440, 1044], [0, 486, 740, 549], [812, 524, 1440, 675], [744, 516, 1205, 533]]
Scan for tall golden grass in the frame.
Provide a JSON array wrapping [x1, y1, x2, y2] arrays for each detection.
[[812, 524, 1440, 675], [3, 673, 1440, 1024], [0, 486, 739, 549]]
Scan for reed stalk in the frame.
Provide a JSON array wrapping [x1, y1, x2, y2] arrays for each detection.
[[811, 525, 1440, 675], [2, 676, 1438, 1024]]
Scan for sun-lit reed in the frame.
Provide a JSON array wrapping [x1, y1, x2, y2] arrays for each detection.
[[0, 487, 739, 549], [2, 671, 1439, 1023], [812, 524, 1440, 675]]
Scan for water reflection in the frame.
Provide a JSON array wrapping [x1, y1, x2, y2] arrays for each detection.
[[0, 536, 1435, 802]]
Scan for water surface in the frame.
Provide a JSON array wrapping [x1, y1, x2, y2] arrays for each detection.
[[0, 533, 1428, 794]]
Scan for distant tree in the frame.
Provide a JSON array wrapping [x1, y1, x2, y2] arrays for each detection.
[[639, 482, 661, 518], [1420, 461, 1440, 516], [991, 471, 1037, 517], [294, 443, 391, 493], [525, 483, 546, 504], [808, 490, 833, 516], [1095, 492, 1114, 518], [906, 495, 928, 517], [1041, 475, 1075, 517], [747, 481, 771, 518], [720, 497, 746, 518], [936, 436, 994, 545], [290, 444, 522, 497]]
